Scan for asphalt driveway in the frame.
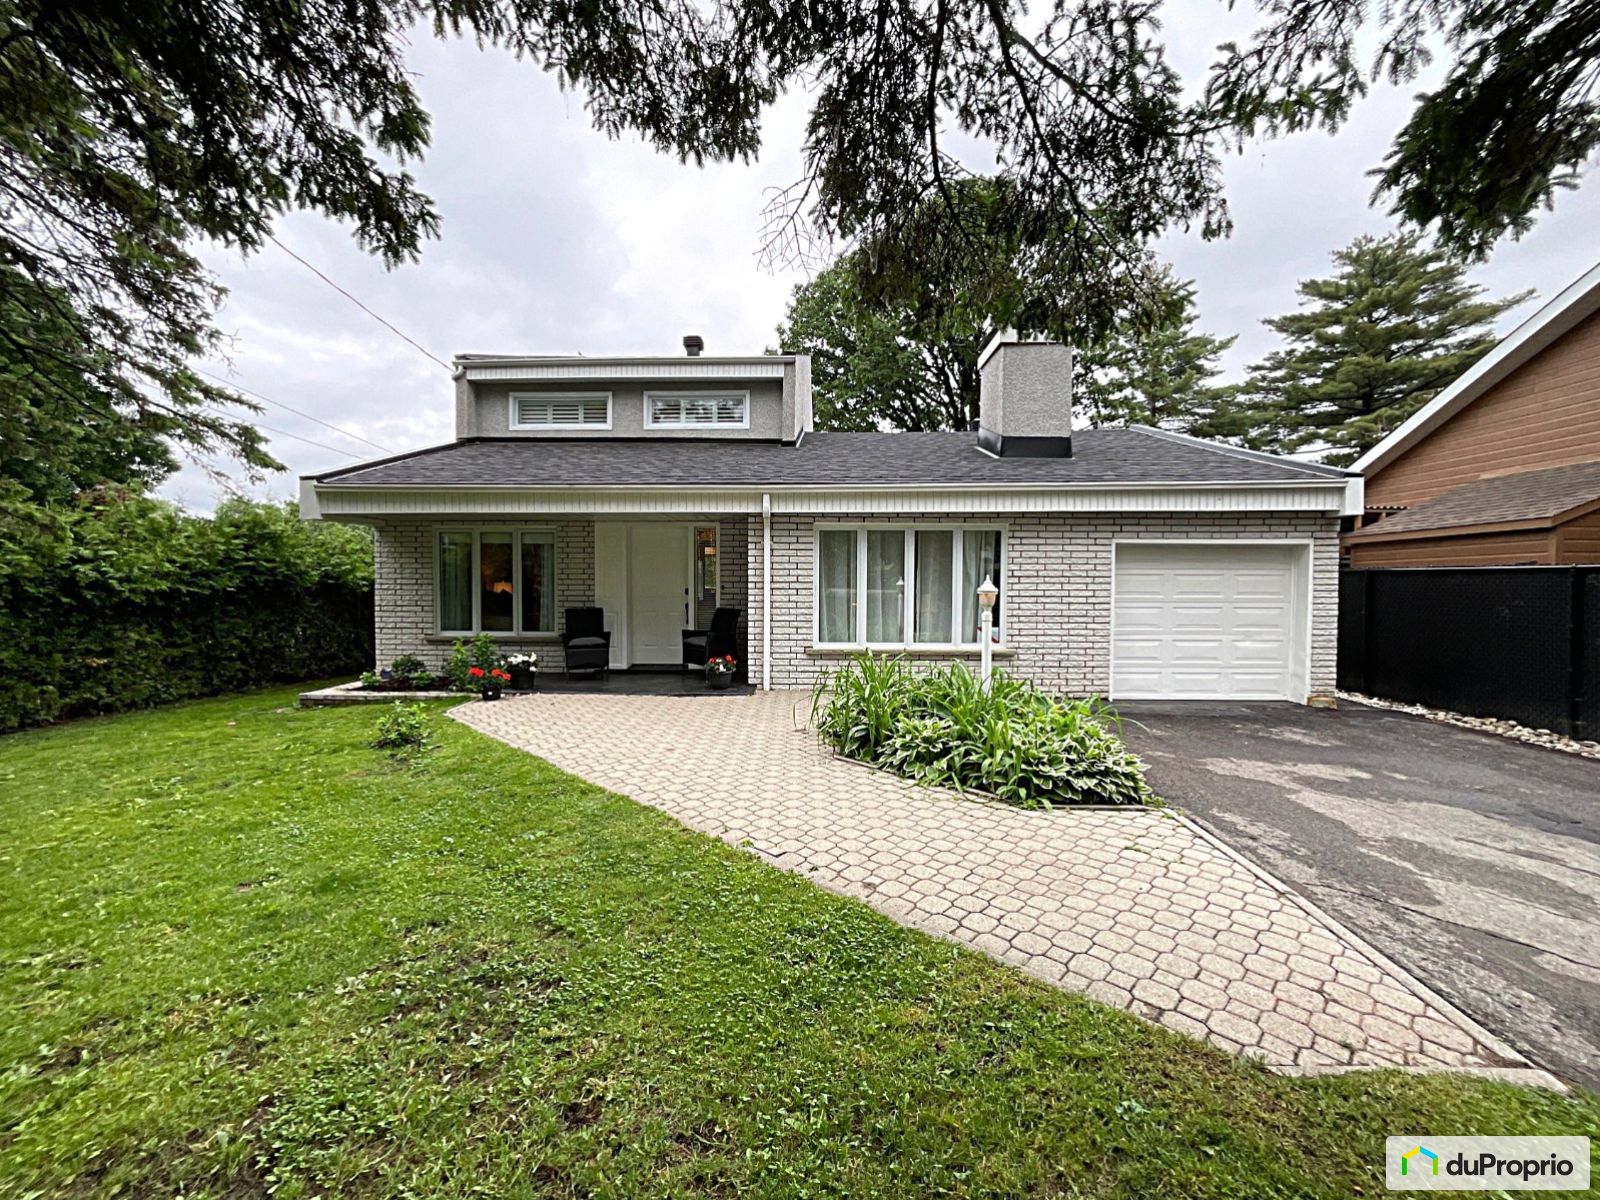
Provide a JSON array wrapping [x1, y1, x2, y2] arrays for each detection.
[[1120, 700, 1600, 1092]]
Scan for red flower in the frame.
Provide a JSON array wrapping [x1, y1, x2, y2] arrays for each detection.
[[468, 666, 485, 677]]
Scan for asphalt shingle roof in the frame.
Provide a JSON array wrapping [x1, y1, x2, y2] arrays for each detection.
[[1348, 459, 1600, 537], [313, 428, 1351, 489]]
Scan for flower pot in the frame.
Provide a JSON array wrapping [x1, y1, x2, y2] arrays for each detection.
[[508, 664, 536, 691], [707, 673, 733, 690], [480, 686, 503, 702]]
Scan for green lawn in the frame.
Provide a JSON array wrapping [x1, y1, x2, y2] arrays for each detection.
[[0, 688, 1594, 1199]]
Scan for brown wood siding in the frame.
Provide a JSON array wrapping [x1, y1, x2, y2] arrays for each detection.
[[1365, 308, 1600, 509], [1346, 529, 1556, 568], [1554, 509, 1600, 563]]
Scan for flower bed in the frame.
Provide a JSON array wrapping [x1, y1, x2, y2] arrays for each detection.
[[811, 655, 1154, 809]]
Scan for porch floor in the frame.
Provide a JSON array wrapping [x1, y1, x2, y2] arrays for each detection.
[[527, 668, 755, 697]]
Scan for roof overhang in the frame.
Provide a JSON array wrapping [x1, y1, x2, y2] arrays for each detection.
[[301, 477, 1361, 520], [1344, 492, 1600, 544], [456, 356, 791, 383], [1352, 260, 1600, 478]]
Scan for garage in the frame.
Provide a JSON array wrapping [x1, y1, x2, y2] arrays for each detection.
[[1111, 542, 1309, 701]]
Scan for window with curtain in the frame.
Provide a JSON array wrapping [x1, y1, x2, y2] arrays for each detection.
[[913, 530, 953, 643], [816, 526, 1003, 646], [864, 530, 905, 643], [520, 535, 556, 634], [818, 528, 858, 643], [436, 530, 558, 635], [959, 529, 1003, 643], [439, 532, 474, 634]]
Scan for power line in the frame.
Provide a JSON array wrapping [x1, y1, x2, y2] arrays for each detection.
[[250, 419, 370, 461], [198, 367, 394, 454], [270, 236, 451, 370]]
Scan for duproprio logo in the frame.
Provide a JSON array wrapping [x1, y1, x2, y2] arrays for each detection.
[[1385, 1136, 1589, 1191], [1400, 1146, 1439, 1177]]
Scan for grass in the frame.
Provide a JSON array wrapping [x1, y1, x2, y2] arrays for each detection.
[[0, 686, 1594, 1199]]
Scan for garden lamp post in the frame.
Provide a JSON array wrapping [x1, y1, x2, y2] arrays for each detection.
[[976, 575, 999, 686]]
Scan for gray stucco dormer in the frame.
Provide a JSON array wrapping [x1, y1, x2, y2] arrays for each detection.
[[451, 354, 813, 443]]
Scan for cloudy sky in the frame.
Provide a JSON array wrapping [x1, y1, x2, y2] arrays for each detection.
[[164, 8, 1600, 510]]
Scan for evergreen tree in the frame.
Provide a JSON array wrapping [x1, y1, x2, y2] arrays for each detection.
[[1239, 234, 1529, 465], [1074, 274, 1239, 434]]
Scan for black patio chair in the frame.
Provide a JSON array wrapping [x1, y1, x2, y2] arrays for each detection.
[[682, 607, 742, 673], [562, 607, 612, 678]]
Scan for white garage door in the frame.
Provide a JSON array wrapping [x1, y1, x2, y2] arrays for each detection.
[[1112, 543, 1303, 701]]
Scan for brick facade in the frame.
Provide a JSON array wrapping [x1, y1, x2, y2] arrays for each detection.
[[744, 511, 1339, 700], [371, 517, 750, 672], [373, 510, 1337, 700]]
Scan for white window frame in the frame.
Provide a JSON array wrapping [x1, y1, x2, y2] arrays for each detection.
[[643, 389, 751, 430], [812, 523, 1005, 649], [434, 528, 559, 636], [508, 391, 612, 431]]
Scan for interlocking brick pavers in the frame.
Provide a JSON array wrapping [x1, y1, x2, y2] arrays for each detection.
[[454, 691, 1554, 1083]]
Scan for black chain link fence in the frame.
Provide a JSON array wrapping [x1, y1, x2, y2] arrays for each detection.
[[1338, 566, 1599, 739]]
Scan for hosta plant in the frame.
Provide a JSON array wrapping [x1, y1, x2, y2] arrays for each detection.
[[812, 655, 1153, 809]]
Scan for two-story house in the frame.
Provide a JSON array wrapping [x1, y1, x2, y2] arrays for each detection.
[[1344, 260, 1600, 567], [300, 334, 1360, 703]]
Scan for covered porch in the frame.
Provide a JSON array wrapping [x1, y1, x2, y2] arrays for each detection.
[[355, 509, 756, 683]]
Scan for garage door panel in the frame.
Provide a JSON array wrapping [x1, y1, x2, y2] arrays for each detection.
[[1112, 544, 1302, 701]]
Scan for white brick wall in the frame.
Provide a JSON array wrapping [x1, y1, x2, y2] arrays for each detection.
[[371, 517, 594, 670], [372, 517, 750, 672], [744, 511, 1340, 701]]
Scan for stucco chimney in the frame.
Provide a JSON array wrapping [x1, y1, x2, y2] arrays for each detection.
[[977, 331, 1073, 457], [683, 334, 704, 357]]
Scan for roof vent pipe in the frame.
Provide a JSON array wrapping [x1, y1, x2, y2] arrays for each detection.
[[683, 334, 704, 357]]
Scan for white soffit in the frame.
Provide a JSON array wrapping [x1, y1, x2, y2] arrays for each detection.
[[464, 361, 786, 382], [309, 482, 1354, 517]]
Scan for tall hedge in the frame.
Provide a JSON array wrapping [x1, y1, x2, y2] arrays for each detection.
[[0, 494, 373, 732]]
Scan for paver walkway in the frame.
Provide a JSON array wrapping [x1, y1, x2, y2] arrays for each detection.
[[454, 691, 1550, 1082]]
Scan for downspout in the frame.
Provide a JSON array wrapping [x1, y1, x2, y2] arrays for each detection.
[[761, 492, 772, 691]]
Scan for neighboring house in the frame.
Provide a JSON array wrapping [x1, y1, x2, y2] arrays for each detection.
[[301, 334, 1360, 703], [1345, 261, 1600, 567]]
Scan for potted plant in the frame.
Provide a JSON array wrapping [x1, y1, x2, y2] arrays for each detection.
[[505, 652, 537, 691], [467, 665, 511, 700], [705, 654, 738, 690]]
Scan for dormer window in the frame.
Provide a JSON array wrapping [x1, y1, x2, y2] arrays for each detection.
[[510, 391, 611, 430], [645, 390, 749, 429]]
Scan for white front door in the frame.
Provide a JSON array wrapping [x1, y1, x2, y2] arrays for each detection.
[[628, 525, 690, 664], [1111, 543, 1303, 701]]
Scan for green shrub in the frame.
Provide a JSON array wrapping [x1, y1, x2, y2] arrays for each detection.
[[0, 494, 373, 732], [387, 654, 434, 689], [372, 702, 430, 752], [445, 634, 503, 692], [812, 656, 1153, 809], [446, 641, 473, 691]]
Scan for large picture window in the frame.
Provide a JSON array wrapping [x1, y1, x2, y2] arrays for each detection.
[[436, 530, 557, 635], [815, 526, 1003, 647]]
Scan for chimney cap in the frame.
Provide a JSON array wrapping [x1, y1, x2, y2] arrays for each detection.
[[682, 334, 705, 357]]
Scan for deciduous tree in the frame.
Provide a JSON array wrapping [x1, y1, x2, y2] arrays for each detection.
[[776, 213, 1238, 436]]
